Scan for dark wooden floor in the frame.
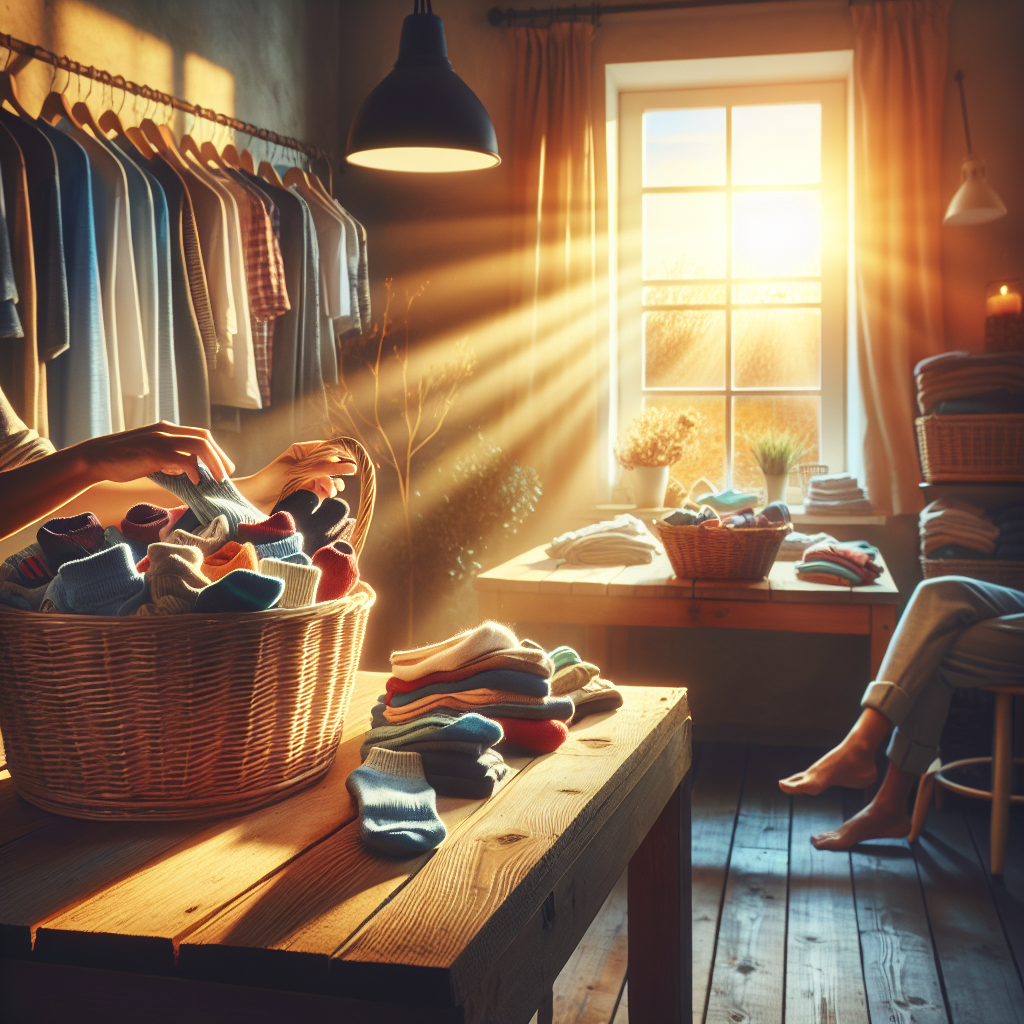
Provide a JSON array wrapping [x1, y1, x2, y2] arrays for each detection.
[[534, 743, 1024, 1024]]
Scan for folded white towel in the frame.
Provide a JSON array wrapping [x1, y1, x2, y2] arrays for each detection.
[[390, 621, 520, 680], [547, 515, 659, 566]]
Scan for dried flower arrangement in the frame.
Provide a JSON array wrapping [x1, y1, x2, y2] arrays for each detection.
[[748, 430, 808, 476], [615, 405, 699, 470]]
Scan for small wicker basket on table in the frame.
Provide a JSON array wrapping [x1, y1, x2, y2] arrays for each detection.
[[0, 437, 376, 822], [656, 520, 792, 580]]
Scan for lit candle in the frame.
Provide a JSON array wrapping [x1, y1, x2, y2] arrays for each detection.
[[986, 284, 1023, 317]]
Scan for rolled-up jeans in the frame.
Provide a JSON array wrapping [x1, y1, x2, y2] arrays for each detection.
[[861, 576, 1024, 775]]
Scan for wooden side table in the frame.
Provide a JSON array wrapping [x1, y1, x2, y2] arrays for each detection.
[[0, 672, 692, 1024]]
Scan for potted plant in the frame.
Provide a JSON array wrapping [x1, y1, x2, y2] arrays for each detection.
[[749, 430, 807, 504], [615, 406, 698, 508]]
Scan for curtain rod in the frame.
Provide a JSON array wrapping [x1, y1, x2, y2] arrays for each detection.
[[488, 0, 820, 25], [0, 32, 330, 169]]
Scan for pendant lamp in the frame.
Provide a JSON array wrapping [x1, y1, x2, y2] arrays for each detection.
[[944, 71, 1007, 226], [347, 0, 500, 173]]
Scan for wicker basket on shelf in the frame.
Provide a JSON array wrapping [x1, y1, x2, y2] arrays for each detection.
[[0, 437, 377, 822], [920, 556, 1024, 590], [656, 521, 792, 580], [915, 414, 1024, 482]]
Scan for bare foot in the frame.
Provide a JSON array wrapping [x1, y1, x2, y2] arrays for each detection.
[[779, 743, 877, 796], [810, 801, 911, 850]]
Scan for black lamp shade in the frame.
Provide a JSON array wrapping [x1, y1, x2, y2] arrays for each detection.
[[347, 11, 500, 172]]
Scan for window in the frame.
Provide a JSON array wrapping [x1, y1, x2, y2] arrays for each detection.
[[617, 81, 847, 494]]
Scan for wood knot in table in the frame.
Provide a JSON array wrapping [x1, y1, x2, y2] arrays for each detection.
[[493, 832, 528, 845], [576, 738, 612, 748]]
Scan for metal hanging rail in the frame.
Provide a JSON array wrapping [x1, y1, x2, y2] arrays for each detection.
[[488, 0, 806, 25], [0, 32, 331, 171]]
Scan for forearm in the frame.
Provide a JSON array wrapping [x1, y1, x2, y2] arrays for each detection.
[[0, 448, 100, 541]]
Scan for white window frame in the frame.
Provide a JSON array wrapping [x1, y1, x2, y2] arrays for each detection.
[[603, 51, 857, 501]]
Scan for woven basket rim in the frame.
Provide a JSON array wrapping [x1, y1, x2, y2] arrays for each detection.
[[916, 412, 1024, 424], [656, 521, 793, 535]]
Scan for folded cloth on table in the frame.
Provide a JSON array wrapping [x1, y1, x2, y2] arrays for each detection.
[[805, 473, 872, 513], [390, 621, 519, 681], [359, 711, 504, 761], [796, 562, 863, 586], [385, 648, 554, 692], [566, 678, 624, 722], [777, 531, 837, 560], [797, 539, 881, 586], [550, 660, 601, 696], [381, 690, 576, 725], [547, 514, 659, 565], [919, 498, 999, 557], [914, 350, 1024, 415], [386, 669, 551, 706]]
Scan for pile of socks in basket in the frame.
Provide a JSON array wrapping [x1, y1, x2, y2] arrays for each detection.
[[0, 461, 361, 615], [347, 622, 624, 858]]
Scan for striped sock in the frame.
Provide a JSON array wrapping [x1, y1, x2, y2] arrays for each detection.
[[258, 557, 321, 608], [149, 460, 263, 539]]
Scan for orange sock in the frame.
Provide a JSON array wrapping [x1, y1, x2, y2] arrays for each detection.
[[201, 541, 259, 582]]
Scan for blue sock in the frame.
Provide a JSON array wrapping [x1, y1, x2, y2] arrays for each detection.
[[361, 711, 504, 759], [149, 460, 263, 539], [346, 747, 447, 857], [193, 569, 284, 613], [549, 645, 581, 671], [254, 534, 305, 561], [42, 544, 146, 615], [280, 551, 313, 565]]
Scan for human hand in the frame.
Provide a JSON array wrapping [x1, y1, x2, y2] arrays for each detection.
[[234, 441, 358, 512], [72, 422, 235, 486]]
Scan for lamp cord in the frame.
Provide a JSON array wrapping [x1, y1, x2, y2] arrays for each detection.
[[955, 70, 973, 155]]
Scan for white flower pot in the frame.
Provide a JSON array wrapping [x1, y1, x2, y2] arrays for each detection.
[[762, 472, 789, 505], [633, 465, 670, 508]]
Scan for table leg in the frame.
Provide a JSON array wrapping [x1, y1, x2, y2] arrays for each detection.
[[627, 771, 692, 1024], [536, 985, 554, 1024], [869, 604, 896, 679]]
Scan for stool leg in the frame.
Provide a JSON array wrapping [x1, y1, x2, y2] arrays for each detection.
[[991, 692, 1013, 877], [909, 770, 936, 843]]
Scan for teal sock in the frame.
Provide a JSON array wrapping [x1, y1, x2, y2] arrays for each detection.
[[346, 747, 447, 857], [193, 569, 284, 613], [549, 645, 582, 671]]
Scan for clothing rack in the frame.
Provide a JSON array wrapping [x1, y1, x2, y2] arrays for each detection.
[[488, 0, 810, 26], [0, 32, 332, 192]]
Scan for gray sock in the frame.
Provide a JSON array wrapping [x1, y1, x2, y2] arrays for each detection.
[[149, 461, 263, 540]]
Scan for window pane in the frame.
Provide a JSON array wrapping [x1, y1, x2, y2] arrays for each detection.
[[644, 193, 726, 280], [644, 284, 726, 306], [732, 395, 820, 492], [733, 191, 820, 278], [645, 395, 726, 493], [733, 309, 820, 389], [644, 311, 725, 389], [643, 108, 726, 187], [732, 104, 821, 185], [732, 281, 821, 304]]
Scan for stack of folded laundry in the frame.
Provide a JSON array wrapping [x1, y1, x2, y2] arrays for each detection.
[[0, 462, 361, 615], [547, 514, 659, 565], [796, 539, 882, 586], [777, 531, 838, 561], [990, 504, 1024, 561], [914, 350, 1024, 415], [804, 473, 873, 514], [548, 646, 624, 722], [918, 498, 1021, 562]]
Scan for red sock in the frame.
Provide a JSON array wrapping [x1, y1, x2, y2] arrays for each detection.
[[237, 511, 296, 546], [159, 505, 191, 540], [312, 541, 359, 601], [121, 503, 170, 545], [493, 717, 568, 753]]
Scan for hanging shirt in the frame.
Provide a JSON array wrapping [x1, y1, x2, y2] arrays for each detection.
[[332, 200, 363, 335], [290, 189, 327, 429], [34, 119, 112, 448], [0, 111, 69, 366], [54, 116, 149, 431], [0, 162, 23, 340], [0, 122, 41, 436], [293, 182, 349, 321]]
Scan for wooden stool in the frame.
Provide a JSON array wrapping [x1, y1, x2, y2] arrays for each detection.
[[909, 685, 1024, 876]]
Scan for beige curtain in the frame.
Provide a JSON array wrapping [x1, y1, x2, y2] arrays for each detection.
[[508, 22, 598, 525], [853, 0, 950, 515]]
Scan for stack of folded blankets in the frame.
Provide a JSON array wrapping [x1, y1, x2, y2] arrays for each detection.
[[796, 539, 882, 586], [914, 350, 1024, 415], [0, 461, 361, 615], [777, 531, 837, 561], [662, 500, 791, 529], [804, 473, 873, 514], [919, 498, 1023, 562], [547, 514, 659, 565]]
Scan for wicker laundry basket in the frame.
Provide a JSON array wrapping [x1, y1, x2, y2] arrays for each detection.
[[920, 556, 1024, 591], [915, 414, 1024, 482], [656, 521, 791, 580], [0, 437, 376, 821]]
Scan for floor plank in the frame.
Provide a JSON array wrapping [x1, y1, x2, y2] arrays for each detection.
[[916, 810, 1024, 1024], [852, 839, 948, 1024]]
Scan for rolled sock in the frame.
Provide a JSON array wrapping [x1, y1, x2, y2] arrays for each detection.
[[566, 678, 624, 723], [41, 544, 146, 615], [121, 503, 170, 546], [37, 512, 106, 572], [138, 542, 211, 615], [495, 717, 569, 754], [255, 534, 305, 561], [3, 543, 53, 588], [168, 515, 231, 558], [194, 569, 284, 613], [347, 747, 447, 857], [158, 505, 191, 540], [550, 661, 601, 696], [360, 712, 504, 760], [238, 511, 297, 546], [258, 557, 322, 608], [313, 541, 359, 601], [149, 459, 264, 538], [390, 621, 520, 682], [387, 669, 551, 707], [549, 645, 582, 671], [273, 490, 354, 556], [202, 541, 259, 582]]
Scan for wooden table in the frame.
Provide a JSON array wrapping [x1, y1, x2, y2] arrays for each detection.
[[475, 547, 900, 681], [0, 672, 692, 1024]]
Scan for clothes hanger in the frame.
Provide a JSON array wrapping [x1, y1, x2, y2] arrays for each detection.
[[220, 141, 242, 169], [282, 165, 311, 190], [38, 65, 80, 127], [0, 48, 32, 119], [258, 142, 284, 187], [239, 148, 255, 174], [101, 85, 155, 159], [141, 98, 188, 170], [71, 75, 107, 139]]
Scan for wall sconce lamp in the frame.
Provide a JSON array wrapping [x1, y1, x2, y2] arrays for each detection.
[[346, 0, 500, 173], [943, 70, 1007, 226]]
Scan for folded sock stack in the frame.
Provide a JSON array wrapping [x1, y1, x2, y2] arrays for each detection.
[[804, 474, 873, 514], [546, 514, 659, 566], [796, 539, 882, 586], [914, 350, 1024, 415]]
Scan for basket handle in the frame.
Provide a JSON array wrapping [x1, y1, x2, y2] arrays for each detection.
[[278, 437, 376, 556]]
